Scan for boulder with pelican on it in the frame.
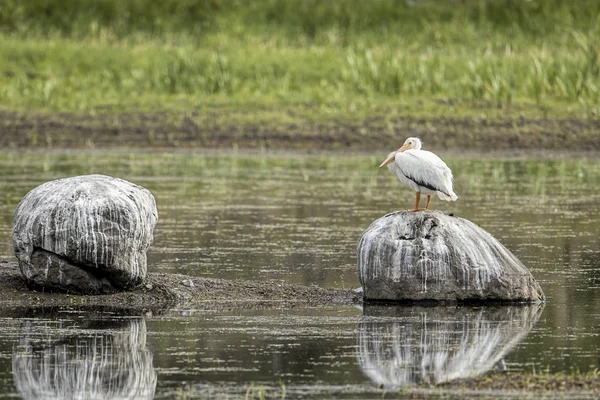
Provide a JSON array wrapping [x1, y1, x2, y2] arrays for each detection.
[[358, 137, 545, 303]]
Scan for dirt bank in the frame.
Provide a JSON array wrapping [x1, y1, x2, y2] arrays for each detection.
[[0, 259, 361, 311], [1, 109, 598, 152], [409, 371, 600, 397]]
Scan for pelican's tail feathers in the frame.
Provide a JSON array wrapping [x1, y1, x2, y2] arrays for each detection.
[[437, 191, 458, 202]]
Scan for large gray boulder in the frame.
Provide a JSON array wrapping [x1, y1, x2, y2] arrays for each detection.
[[357, 211, 544, 302], [13, 174, 158, 293]]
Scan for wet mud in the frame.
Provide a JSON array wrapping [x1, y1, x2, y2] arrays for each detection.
[[0, 259, 361, 311], [414, 371, 600, 397], [1, 110, 599, 151]]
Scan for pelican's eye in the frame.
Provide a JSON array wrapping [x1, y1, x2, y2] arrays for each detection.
[[407, 142, 411, 145]]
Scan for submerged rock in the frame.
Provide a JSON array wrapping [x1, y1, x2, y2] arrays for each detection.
[[357, 211, 544, 302], [12, 174, 158, 294]]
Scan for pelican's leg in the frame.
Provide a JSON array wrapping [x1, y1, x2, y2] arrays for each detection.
[[408, 192, 421, 212], [425, 195, 431, 210]]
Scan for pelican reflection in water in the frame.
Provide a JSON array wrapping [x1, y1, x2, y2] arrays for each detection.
[[379, 137, 458, 211]]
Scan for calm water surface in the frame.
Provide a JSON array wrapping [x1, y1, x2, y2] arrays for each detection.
[[0, 150, 598, 399]]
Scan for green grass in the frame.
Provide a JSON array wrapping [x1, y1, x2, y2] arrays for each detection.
[[0, 0, 599, 121]]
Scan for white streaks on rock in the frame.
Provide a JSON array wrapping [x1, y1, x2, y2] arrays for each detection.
[[13, 174, 158, 293], [357, 211, 544, 302]]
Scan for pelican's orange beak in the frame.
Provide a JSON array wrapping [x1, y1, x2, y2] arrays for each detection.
[[378, 143, 411, 168], [378, 152, 397, 168]]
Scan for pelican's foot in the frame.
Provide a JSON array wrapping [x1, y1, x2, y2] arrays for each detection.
[[407, 208, 422, 212]]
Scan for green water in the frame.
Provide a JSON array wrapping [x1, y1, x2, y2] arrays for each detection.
[[0, 150, 598, 398]]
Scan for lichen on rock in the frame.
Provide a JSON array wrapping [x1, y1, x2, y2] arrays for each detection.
[[357, 211, 545, 302], [12, 174, 158, 294]]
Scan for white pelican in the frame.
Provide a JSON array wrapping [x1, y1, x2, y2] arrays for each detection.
[[379, 137, 458, 212]]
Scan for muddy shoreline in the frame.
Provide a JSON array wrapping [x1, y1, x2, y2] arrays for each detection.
[[0, 259, 361, 311], [414, 371, 600, 397], [1, 109, 599, 152]]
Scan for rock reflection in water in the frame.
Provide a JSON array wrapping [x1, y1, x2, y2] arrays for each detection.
[[358, 305, 543, 388], [12, 316, 156, 400]]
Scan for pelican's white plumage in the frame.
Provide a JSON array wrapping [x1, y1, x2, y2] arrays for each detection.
[[379, 137, 457, 211]]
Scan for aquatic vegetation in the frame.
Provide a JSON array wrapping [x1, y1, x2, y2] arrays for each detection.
[[245, 382, 286, 400]]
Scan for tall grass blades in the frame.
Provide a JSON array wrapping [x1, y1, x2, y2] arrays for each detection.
[[0, 0, 599, 116]]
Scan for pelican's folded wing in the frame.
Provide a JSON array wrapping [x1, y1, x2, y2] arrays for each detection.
[[394, 150, 454, 196]]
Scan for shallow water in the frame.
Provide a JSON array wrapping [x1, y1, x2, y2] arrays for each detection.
[[0, 150, 598, 398]]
